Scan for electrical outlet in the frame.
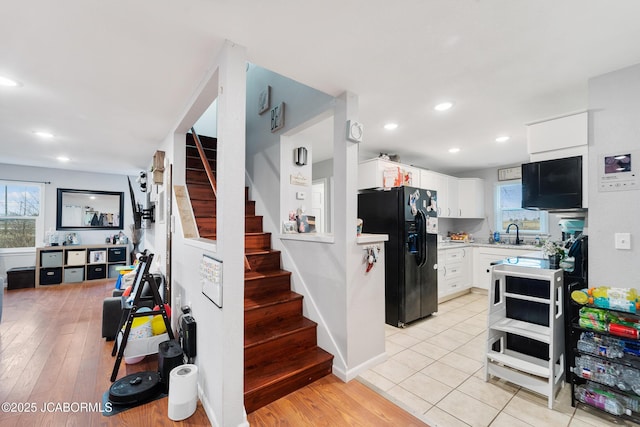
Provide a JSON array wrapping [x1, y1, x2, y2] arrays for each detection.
[[615, 232, 631, 250]]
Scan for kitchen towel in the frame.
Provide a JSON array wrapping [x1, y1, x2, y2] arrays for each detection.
[[168, 364, 198, 420]]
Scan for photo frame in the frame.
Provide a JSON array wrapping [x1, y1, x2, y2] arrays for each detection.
[[258, 85, 270, 114], [282, 221, 297, 234], [270, 102, 285, 132]]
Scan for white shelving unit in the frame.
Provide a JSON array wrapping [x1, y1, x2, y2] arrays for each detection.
[[485, 263, 565, 409]]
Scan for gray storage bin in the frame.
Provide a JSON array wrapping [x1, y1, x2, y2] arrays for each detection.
[[40, 250, 63, 268], [108, 263, 126, 278], [64, 267, 85, 283]]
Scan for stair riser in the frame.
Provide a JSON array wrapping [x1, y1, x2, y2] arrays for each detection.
[[244, 359, 333, 413], [186, 133, 217, 150], [245, 273, 290, 299], [186, 156, 216, 171], [245, 233, 271, 250], [245, 327, 318, 370], [187, 185, 215, 201], [190, 199, 255, 217], [192, 200, 216, 217], [187, 169, 214, 184], [245, 298, 302, 329], [196, 216, 263, 235], [245, 251, 280, 272]]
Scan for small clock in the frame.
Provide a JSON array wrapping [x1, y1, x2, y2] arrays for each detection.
[[347, 120, 363, 142]]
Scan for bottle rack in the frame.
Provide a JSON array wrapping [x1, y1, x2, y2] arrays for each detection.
[[567, 281, 640, 423]]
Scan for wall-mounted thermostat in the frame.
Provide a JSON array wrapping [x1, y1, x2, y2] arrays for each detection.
[[598, 149, 639, 192], [346, 120, 363, 143]]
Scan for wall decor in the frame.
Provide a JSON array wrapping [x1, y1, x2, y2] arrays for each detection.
[[56, 188, 124, 230], [290, 173, 310, 186], [498, 166, 522, 181], [258, 85, 270, 114], [270, 102, 285, 132]]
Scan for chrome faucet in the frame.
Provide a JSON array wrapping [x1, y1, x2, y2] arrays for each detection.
[[506, 223, 521, 245]]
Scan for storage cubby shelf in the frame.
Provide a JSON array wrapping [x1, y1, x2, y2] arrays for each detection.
[[35, 244, 128, 287]]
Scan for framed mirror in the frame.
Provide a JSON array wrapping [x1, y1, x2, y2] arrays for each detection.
[[56, 188, 124, 230]]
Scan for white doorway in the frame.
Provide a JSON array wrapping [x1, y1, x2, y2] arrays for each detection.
[[311, 179, 327, 233]]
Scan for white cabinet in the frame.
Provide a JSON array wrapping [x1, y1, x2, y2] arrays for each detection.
[[421, 170, 458, 217], [358, 158, 420, 190], [438, 245, 472, 301], [485, 263, 565, 409], [359, 159, 485, 219], [446, 176, 459, 218], [458, 178, 485, 218], [472, 247, 535, 290], [526, 112, 587, 155]]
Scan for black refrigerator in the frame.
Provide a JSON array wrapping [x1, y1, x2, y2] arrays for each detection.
[[358, 186, 438, 327]]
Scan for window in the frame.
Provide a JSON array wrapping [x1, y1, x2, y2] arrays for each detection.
[[495, 181, 547, 234], [0, 181, 45, 249]]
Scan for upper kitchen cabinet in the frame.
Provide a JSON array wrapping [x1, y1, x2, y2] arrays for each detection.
[[458, 178, 485, 218], [526, 112, 587, 155], [420, 170, 449, 216], [358, 158, 420, 190]]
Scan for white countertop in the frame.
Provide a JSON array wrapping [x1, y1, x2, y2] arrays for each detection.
[[438, 241, 541, 251]]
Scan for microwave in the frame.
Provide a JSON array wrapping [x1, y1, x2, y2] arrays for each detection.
[[521, 155, 583, 210]]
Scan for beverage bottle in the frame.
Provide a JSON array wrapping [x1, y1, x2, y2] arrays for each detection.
[[574, 384, 629, 416], [573, 355, 617, 386], [588, 286, 610, 299]]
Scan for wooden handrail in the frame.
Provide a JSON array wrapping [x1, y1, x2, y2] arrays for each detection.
[[190, 127, 217, 198]]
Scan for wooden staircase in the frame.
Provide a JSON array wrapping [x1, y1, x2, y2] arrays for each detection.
[[185, 133, 334, 413]]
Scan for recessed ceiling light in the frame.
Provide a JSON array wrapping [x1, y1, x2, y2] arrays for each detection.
[[34, 131, 54, 139], [384, 123, 398, 130], [448, 147, 460, 154], [57, 156, 70, 162], [0, 76, 19, 87], [434, 102, 453, 111], [495, 136, 510, 143]]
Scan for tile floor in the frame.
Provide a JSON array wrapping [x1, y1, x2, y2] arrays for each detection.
[[358, 291, 635, 427]]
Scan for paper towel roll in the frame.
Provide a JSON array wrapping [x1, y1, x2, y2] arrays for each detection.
[[168, 364, 198, 421]]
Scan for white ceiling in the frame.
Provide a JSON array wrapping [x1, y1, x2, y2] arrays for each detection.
[[2, 1, 640, 176]]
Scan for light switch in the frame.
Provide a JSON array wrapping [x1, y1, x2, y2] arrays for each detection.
[[296, 191, 306, 200], [615, 232, 631, 250]]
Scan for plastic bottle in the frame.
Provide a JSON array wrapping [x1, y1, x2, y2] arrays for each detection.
[[573, 355, 618, 386], [574, 384, 628, 416], [577, 334, 624, 359], [588, 286, 611, 299]]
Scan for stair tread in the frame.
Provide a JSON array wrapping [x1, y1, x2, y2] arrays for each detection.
[[244, 290, 301, 311], [244, 269, 290, 281], [244, 346, 333, 391], [245, 248, 280, 256], [245, 317, 317, 348]]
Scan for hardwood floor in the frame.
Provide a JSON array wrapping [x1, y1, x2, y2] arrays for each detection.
[[247, 374, 428, 427], [0, 282, 429, 426], [0, 280, 209, 426]]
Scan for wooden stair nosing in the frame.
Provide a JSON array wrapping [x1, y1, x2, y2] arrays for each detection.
[[243, 347, 334, 413], [244, 290, 301, 312], [245, 317, 317, 350], [244, 329, 319, 373]]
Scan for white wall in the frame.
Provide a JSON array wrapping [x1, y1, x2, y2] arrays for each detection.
[[246, 67, 386, 380], [588, 63, 640, 287], [145, 42, 247, 427], [0, 163, 143, 282]]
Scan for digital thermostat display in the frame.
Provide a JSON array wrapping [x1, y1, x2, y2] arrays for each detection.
[[599, 149, 638, 192]]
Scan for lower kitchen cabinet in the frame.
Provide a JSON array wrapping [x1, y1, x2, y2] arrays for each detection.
[[472, 246, 536, 290], [438, 245, 471, 301]]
